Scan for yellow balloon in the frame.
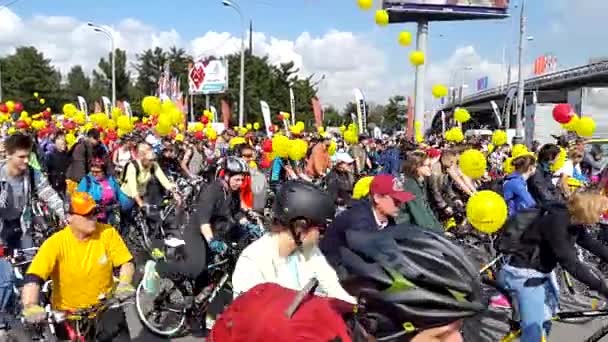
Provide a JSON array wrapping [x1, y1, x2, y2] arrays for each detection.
[[63, 103, 78, 117], [246, 123, 252, 130], [398, 31, 412, 47], [352, 176, 374, 200], [253, 122, 260, 130], [357, 0, 373, 10], [375, 10, 389, 26], [175, 133, 184, 142], [562, 114, 580, 131], [511, 144, 529, 159], [142, 96, 161, 115], [230, 137, 247, 149], [328, 140, 337, 156], [272, 135, 290, 159], [33, 92, 39, 98], [444, 127, 464, 143], [575, 116, 596, 137], [459, 149, 487, 179], [503, 157, 514, 174], [466, 191, 508, 234], [551, 147, 567, 172], [5, 101, 15, 112], [288, 139, 308, 161], [454, 107, 471, 123], [39, 99, 45, 105], [492, 130, 508, 146], [432, 84, 448, 98], [410, 50, 425, 66], [487, 143, 495, 154]]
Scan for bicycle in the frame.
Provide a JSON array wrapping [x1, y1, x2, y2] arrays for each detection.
[[14, 293, 134, 342], [134, 226, 262, 337]]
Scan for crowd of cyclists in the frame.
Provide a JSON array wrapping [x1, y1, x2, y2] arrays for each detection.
[[0, 120, 605, 342]]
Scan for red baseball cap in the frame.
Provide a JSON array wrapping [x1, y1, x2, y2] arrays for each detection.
[[370, 175, 416, 203], [209, 283, 353, 342]]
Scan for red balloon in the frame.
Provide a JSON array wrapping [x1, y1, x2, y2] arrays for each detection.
[[0, 104, 7, 113], [552, 104, 573, 124], [262, 139, 273, 152], [277, 114, 284, 121], [194, 131, 205, 140], [260, 157, 271, 169], [15, 120, 28, 129], [201, 116, 209, 124], [42, 110, 51, 119], [13, 102, 23, 113]]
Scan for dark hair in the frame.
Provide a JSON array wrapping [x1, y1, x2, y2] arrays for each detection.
[[537, 144, 561, 164], [5, 133, 33, 155], [53, 131, 66, 143], [86, 128, 100, 140], [440, 149, 458, 160], [402, 151, 428, 178], [512, 155, 536, 173]]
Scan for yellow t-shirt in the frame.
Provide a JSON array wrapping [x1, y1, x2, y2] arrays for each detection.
[[26, 224, 133, 310]]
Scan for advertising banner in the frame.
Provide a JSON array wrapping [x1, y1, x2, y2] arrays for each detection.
[[77, 96, 88, 116], [353, 88, 367, 135], [188, 59, 229, 95], [260, 100, 273, 137], [382, 0, 509, 22]]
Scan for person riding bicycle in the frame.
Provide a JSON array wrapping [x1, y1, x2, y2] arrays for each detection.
[[212, 224, 485, 342], [232, 180, 355, 303], [77, 157, 133, 227], [21, 192, 135, 341], [497, 191, 608, 342], [141, 157, 251, 295], [120, 143, 181, 210], [0, 133, 66, 250]]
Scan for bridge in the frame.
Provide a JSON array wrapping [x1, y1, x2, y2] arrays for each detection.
[[430, 60, 608, 131]]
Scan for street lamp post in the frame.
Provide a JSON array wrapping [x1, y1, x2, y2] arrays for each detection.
[[222, 0, 246, 127], [88, 22, 116, 107], [514, 0, 526, 139]]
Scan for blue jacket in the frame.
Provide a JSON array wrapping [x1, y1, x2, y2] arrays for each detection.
[[319, 200, 397, 271], [504, 172, 537, 216], [377, 148, 401, 176], [77, 174, 133, 212]]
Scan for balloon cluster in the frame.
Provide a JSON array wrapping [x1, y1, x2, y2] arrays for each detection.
[[553, 104, 596, 137], [290, 121, 305, 135], [444, 127, 464, 143], [454, 108, 471, 123], [343, 123, 359, 144], [492, 130, 508, 146]]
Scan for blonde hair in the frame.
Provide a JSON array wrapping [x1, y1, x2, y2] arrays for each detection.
[[568, 192, 608, 225]]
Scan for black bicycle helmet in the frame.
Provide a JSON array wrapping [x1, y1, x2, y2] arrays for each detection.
[[340, 227, 485, 340], [273, 180, 335, 226], [224, 156, 249, 175]]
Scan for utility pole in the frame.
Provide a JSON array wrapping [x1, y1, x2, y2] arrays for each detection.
[[515, 0, 526, 138]]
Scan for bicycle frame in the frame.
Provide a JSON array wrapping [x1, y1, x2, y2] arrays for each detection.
[[499, 309, 608, 342]]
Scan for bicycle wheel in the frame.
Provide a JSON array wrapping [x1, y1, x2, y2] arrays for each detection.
[[135, 279, 187, 337], [585, 322, 608, 342]]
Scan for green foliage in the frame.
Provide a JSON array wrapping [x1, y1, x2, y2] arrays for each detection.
[[0, 47, 61, 112]]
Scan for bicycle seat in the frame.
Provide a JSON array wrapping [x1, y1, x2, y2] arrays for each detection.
[[164, 237, 186, 248]]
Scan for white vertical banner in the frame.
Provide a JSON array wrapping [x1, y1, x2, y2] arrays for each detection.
[[123, 101, 133, 118], [353, 88, 367, 134], [210, 105, 218, 123], [260, 100, 273, 137], [101, 96, 112, 117], [77, 96, 88, 117], [289, 87, 296, 126]]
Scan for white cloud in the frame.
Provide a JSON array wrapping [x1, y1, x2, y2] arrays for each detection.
[[0, 7, 507, 111]]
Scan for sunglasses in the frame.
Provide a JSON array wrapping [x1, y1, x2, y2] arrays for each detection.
[[82, 208, 100, 219], [242, 153, 254, 158]]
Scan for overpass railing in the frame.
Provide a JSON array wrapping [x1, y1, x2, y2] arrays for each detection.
[[440, 60, 608, 110]]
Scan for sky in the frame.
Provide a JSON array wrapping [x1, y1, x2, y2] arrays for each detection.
[[0, 0, 606, 109]]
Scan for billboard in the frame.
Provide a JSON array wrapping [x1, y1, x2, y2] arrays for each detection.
[[382, 0, 510, 22], [188, 59, 229, 95]]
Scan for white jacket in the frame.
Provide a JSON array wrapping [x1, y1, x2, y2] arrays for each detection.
[[232, 233, 356, 303]]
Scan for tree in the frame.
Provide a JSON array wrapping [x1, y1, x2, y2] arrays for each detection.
[[167, 46, 193, 94], [91, 48, 130, 103], [217, 53, 317, 126], [384, 95, 407, 129], [342, 101, 358, 118], [134, 47, 167, 97], [65, 65, 91, 101], [0, 46, 61, 112], [323, 105, 343, 126]]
